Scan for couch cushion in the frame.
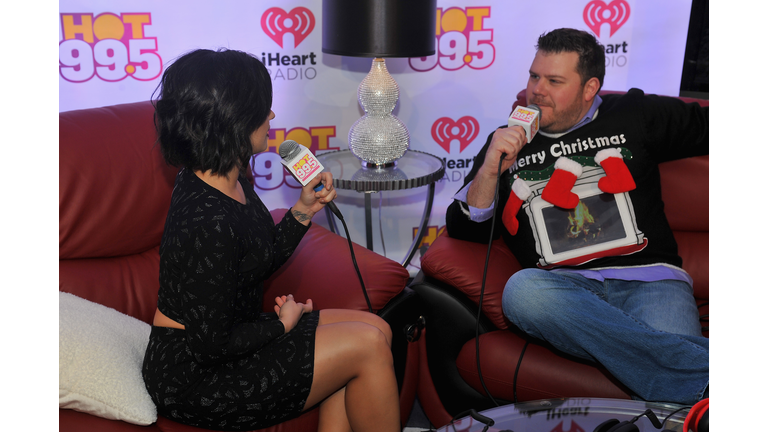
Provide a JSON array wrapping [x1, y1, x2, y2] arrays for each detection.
[[659, 156, 709, 233], [59, 101, 179, 260], [659, 156, 709, 299], [456, 330, 631, 402], [421, 236, 521, 330], [59, 292, 157, 425], [673, 231, 709, 301], [59, 247, 161, 324]]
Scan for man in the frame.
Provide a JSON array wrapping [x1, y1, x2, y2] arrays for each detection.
[[446, 28, 708, 405]]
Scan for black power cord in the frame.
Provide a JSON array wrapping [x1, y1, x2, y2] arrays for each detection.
[[450, 409, 495, 432], [512, 340, 529, 403], [661, 405, 692, 430], [593, 406, 695, 432]]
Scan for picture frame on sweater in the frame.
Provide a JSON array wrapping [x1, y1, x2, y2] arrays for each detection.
[[524, 166, 647, 269]]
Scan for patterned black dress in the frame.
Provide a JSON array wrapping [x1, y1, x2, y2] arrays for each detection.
[[142, 168, 319, 431]]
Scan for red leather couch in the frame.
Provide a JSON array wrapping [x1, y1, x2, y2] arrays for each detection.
[[410, 91, 709, 427], [59, 101, 420, 432]]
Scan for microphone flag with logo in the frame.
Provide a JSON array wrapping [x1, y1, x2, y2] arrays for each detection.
[[501, 104, 540, 234], [507, 104, 540, 142], [278, 140, 342, 219]]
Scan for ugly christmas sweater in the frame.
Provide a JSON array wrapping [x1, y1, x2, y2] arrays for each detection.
[[446, 88, 708, 270]]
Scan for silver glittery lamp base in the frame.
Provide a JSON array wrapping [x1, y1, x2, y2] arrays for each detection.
[[348, 58, 410, 167], [349, 114, 409, 167]]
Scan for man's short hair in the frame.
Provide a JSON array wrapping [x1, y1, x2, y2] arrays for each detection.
[[536, 28, 605, 91]]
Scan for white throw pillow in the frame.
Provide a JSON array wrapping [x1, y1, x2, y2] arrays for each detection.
[[59, 292, 157, 425]]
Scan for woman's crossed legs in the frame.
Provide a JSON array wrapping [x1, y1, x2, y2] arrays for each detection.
[[303, 309, 399, 432]]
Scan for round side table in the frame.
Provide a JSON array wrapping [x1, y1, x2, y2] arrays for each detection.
[[316, 149, 445, 268], [438, 398, 692, 432]]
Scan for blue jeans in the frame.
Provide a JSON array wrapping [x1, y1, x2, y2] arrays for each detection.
[[501, 268, 708, 405]]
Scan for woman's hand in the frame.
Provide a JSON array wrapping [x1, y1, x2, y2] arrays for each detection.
[[291, 172, 337, 225], [274, 294, 313, 333]]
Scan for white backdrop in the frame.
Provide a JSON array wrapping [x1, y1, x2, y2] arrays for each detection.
[[59, 0, 693, 275]]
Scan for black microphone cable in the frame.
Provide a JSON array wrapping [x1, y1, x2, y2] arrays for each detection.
[[330, 208, 373, 314], [474, 151, 532, 406], [279, 139, 372, 314], [473, 153, 506, 408], [311, 181, 372, 314], [471, 108, 541, 410]]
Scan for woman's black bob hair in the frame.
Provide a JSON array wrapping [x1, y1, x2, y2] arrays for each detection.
[[153, 48, 273, 176]]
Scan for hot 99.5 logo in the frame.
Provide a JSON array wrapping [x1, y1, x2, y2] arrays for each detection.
[[251, 126, 339, 191], [59, 13, 162, 83], [410, 6, 494, 72]]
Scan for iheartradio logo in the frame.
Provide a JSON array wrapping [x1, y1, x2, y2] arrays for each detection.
[[583, 0, 630, 37], [261, 7, 315, 48], [431, 116, 480, 154]]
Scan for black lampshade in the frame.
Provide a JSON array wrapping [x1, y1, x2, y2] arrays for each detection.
[[322, 0, 437, 58]]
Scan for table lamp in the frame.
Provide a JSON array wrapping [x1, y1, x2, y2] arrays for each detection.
[[322, 0, 436, 168]]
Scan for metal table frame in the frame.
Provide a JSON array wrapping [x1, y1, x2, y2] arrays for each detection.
[[317, 149, 446, 268]]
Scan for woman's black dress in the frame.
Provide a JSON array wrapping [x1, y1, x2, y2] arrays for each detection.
[[142, 168, 319, 431]]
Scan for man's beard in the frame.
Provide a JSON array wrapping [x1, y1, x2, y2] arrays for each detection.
[[532, 91, 587, 134]]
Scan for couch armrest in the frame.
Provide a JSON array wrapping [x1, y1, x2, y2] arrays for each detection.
[[421, 234, 522, 330], [264, 209, 410, 313]]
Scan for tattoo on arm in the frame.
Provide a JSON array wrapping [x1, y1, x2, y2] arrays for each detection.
[[291, 209, 311, 223]]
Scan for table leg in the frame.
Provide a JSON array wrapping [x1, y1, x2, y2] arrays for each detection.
[[364, 192, 373, 250], [402, 182, 436, 268]]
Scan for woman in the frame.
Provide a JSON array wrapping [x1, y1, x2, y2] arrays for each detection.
[[142, 49, 400, 432]]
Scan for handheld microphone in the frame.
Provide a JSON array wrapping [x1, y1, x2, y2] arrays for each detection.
[[279, 140, 370, 312], [507, 104, 541, 142], [278, 140, 343, 220]]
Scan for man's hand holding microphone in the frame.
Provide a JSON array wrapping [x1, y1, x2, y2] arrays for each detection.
[[467, 105, 540, 209]]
